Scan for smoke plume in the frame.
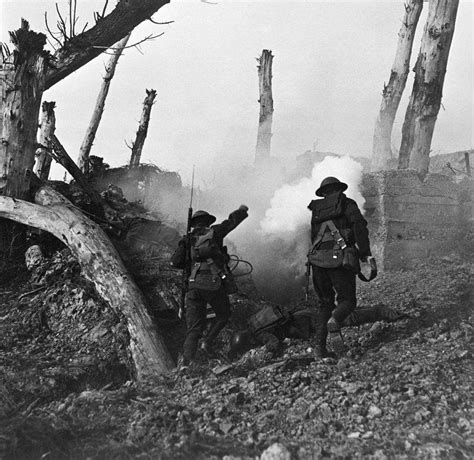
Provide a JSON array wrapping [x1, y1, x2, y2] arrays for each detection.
[[147, 154, 365, 304], [249, 156, 365, 303]]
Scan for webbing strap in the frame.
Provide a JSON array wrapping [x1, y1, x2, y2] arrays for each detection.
[[309, 221, 329, 254], [309, 219, 347, 254], [325, 220, 347, 249]]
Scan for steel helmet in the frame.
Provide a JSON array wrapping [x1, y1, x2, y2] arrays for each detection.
[[315, 177, 348, 197], [190, 210, 216, 227]]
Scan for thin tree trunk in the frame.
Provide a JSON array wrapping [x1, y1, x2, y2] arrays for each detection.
[[78, 34, 131, 175], [398, 0, 460, 177], [129, 89, 156, 168], [34, 101, 56, 180], [0, 20, 47, 200], [255, 50, 274, 166], [0, 186, 175, 378], [371, 0, 423, 171]]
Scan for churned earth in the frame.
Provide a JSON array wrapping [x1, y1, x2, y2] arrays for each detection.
[[0, 252, 472, 459]]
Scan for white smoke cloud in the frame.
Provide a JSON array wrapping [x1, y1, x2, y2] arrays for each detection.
[[261, 156, 364, 238], [241, 156, 365, 303], [150, 154, 366, 304]]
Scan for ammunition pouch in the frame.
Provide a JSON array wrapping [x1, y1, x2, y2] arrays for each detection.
[[188, 262, 222, 291], [188, 259, 237, 292]]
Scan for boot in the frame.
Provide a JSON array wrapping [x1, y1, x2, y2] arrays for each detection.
[[342, 306, 408, 327], [327, 315, 346, 355], [314, 309, 336, 359]]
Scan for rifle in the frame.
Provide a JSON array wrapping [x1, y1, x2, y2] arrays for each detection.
[[305, 260, 311, 302], [178, 166, 195, 319]]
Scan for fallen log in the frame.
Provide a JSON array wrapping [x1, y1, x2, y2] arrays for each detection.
[[0, 186, 175, 379]]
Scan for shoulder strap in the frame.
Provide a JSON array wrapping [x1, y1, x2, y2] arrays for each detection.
[[325, 220, 347, 249], [309, 219, 348, 254], [309, 221, 330, 254]]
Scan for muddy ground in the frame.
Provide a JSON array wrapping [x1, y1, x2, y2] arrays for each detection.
[[0, 250, 472, 459]]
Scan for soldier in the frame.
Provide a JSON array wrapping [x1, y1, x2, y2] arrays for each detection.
[[307, 176, 372, 358], [229, 304, 405, 358], [171, 205, 248, 368]]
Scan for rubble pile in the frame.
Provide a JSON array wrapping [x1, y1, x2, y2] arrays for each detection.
[[0, 249, 472, 459]]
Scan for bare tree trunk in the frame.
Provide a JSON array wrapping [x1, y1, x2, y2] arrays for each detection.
[[129, 89, 157, 168], [0, 186, 175, 378], [371, 0, 423, 171], [255, 50, 274, 166], [398, 0, 460, 177], [0, 20, 47, 200], [78, 34, 131, 175], [34, 101, 56, 180]]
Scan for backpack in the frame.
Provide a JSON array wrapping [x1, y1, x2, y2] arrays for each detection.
[[188, 227, 237, 292], [308, 192, 344, 224], [190, 227, 222, 262], [307, 194, 360, 272], [248, 305, 289, 335]]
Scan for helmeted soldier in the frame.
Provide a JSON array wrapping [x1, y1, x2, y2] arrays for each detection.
[[307, 176, 372, 358], [228, 305, 313, 358], [171, 205, 248, 367], [228, 304, 405, 359]]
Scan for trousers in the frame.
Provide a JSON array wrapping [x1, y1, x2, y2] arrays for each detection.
[[182, 287, 231, 362], [312, 266, 357, 323]]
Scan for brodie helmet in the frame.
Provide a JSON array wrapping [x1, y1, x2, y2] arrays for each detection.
[[190, 210, 216, 227], [315, 177, 348, 197], [229, 330, 252, 357]]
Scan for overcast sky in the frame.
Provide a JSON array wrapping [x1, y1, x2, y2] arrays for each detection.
[[2, 0, 473, 183]]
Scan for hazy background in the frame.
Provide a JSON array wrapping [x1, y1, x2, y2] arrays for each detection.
[[2, 0, 473, 300], [2, 0, 473, 186]]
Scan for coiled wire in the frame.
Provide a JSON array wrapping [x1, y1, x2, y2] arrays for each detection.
[[228, 254, 253, 277]]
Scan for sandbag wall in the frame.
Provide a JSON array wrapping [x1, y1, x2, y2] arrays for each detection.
[[362, 170, 473, 271]]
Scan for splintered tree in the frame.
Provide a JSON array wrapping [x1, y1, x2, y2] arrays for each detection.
[[255, 49, 274, 166], [371, 0, 423, 171], [0, 21, 49, 200], [129, 89, 157, 168], [398, 0, 460, 176], [0, 0, 173, 378], [34, 101, 57, 180], [78, 33, 131, 175], [1, 0, 170, 202]]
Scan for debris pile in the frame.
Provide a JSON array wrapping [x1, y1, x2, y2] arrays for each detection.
[[0, 250, 472, 458]]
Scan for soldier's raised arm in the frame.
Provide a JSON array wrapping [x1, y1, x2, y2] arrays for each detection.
[[212, 205, 249, 239]]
